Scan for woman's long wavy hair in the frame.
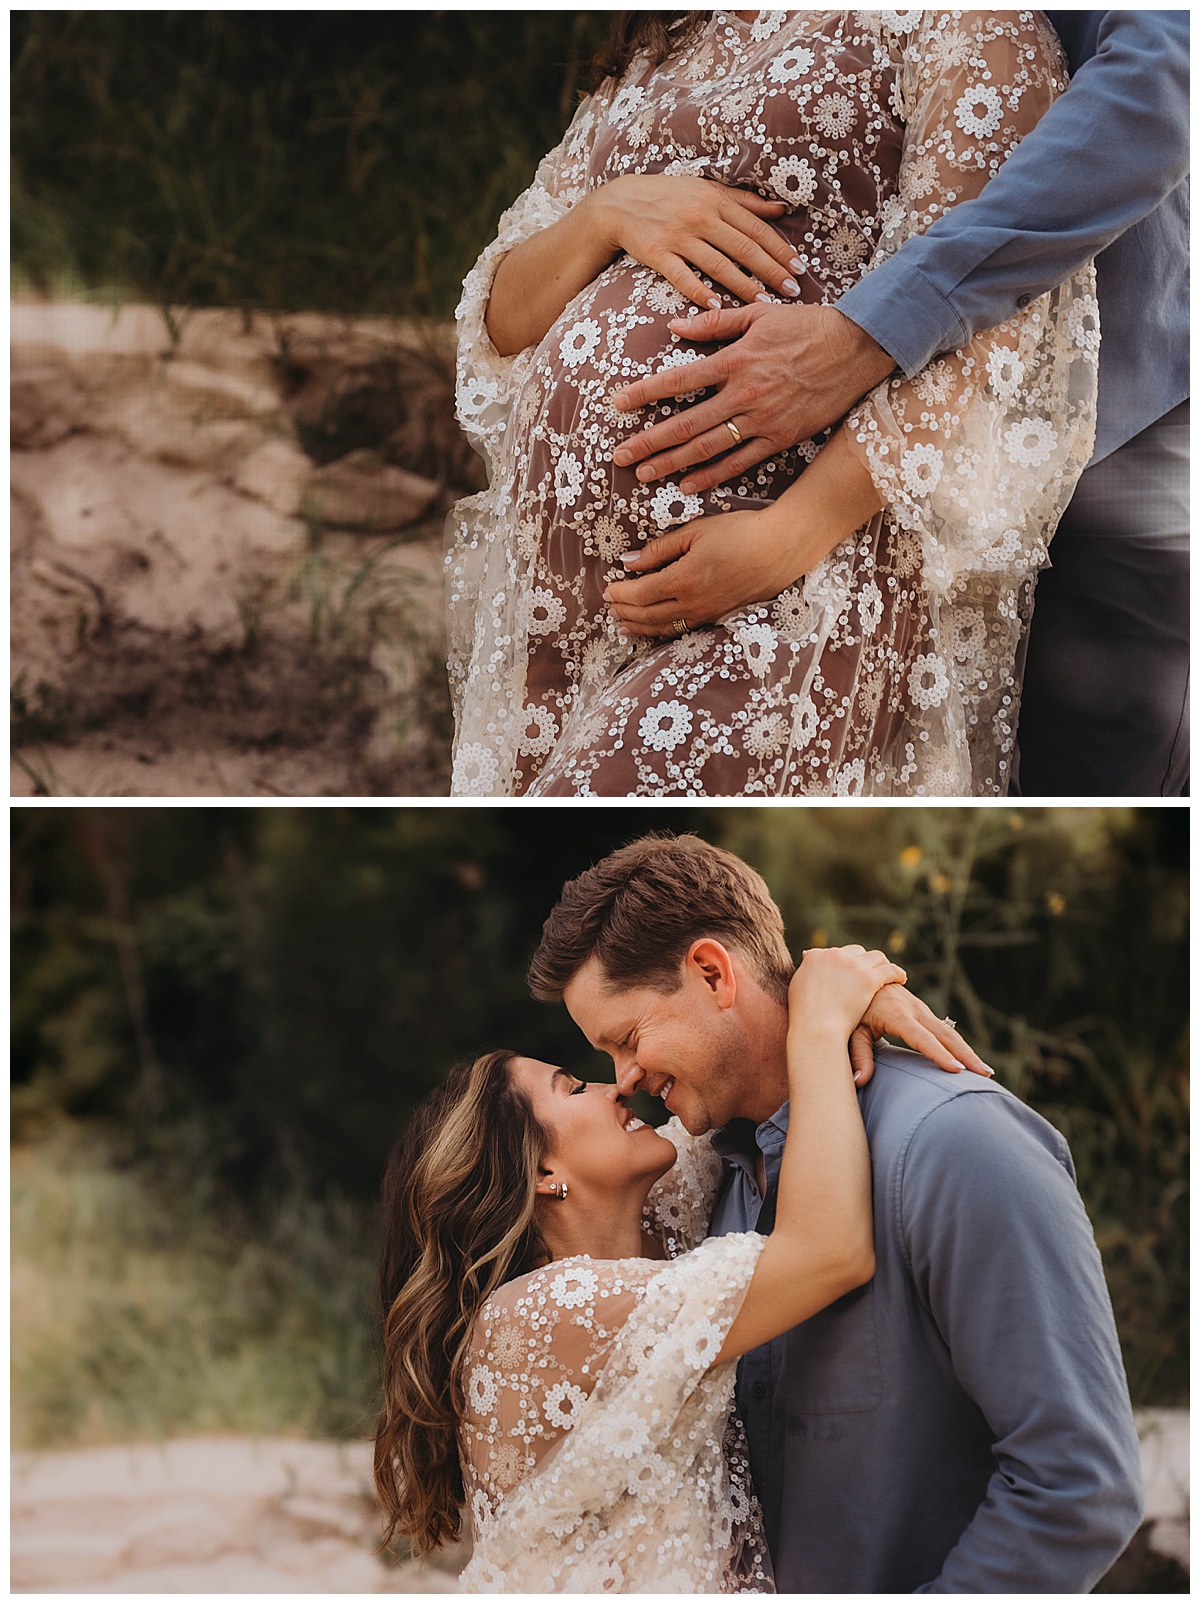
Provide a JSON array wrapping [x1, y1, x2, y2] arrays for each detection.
[[374, 1050, 549, 1555], [592, 12, 707, 87]]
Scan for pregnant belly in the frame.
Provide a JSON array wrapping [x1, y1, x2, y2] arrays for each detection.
[[513, 256, 803, 559]]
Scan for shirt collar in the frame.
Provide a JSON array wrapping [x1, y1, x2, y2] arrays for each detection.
[[712, 1098, 790, 1161]]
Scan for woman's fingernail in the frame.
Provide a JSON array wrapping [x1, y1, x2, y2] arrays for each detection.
[[980, 1064, 996, 1077], [707, 297, 722, 310], [783, 277, 801, 296], [789, 257, 804, 273], [755, 292, 773, 304], [613, 447, 632, 464], [950, 1058, 967, 1071], [853, 1070, 864, 1084], [619, 553, 638, 566]]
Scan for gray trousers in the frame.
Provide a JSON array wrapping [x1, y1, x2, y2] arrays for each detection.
[[1016, 399, 1190, 796]]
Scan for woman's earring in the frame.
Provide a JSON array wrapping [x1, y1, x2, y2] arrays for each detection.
[[552, 1181, 569, 1200]]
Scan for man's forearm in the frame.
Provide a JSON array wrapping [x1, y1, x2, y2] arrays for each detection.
[[838, 12, 1190, 376]]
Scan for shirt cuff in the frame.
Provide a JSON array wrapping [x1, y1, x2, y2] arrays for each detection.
[[836, 257, 972, 379]]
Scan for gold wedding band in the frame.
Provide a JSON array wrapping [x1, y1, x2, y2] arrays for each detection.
[[673, 617, 689, 636], [725, 419, 744, 446]]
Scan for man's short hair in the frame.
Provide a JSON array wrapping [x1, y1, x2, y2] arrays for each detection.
[[529, 834, 793, 1005]]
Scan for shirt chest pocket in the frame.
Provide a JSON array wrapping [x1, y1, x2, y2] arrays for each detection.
[[779, 1280, 883, 1415]]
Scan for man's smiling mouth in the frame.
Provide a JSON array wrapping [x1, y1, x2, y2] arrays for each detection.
[[659, 1076, 676, 1106]]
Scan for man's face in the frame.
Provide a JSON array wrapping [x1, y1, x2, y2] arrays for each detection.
[[562, 950, 753, 1136]]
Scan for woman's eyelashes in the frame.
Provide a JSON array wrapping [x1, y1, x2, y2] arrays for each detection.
[[569, 1079, 587, 1095]]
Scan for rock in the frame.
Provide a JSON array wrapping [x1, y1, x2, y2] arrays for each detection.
[[304, 450, 439, 532], [111, 393, 266, 474], [163, 360, 280, 419], [9, 1437, 433, 1594], [11, 366, 93, 450], [233, 439, 313, 519]]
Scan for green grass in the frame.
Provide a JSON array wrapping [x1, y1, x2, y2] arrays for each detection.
[[12, 1132, 380, 1449]]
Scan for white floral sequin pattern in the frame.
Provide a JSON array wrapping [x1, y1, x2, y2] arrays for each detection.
[[447, 11, 1097, 799], [458, 1118, 771, 1593]]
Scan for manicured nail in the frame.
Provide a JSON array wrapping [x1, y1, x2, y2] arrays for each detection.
[[783, 277, 801, 296], [707, 297, 721, 310], [613, 447, 632, 465], [980, 1064, 996, 1077], [950, 1058, 967, 1071], [619, 553, 638, 565], [755, 292, 773, 304], [853, 1070, 864, 1084]]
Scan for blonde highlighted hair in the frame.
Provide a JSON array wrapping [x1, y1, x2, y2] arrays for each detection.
[[374, 1050, 548, 1554]]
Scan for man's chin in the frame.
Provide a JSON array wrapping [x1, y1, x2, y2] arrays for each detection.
[[673, 1105, 711, 1138]]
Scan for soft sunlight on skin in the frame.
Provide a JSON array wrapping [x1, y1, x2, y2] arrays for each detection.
[[562, 942, 790, 1136]]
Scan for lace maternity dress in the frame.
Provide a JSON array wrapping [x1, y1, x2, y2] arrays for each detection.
[[448, 10, 1098, 797], [458, 1119, 771, 1592]]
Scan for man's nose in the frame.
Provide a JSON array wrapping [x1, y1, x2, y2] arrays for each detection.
[[615, 1059, 643, 1099]]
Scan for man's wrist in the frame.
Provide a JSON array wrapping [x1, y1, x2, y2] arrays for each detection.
[[830, 309, 897, 391]]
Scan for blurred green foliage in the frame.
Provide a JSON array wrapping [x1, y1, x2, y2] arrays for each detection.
[[11, 11, 609, 319], [10, 807, 1188, 1447]]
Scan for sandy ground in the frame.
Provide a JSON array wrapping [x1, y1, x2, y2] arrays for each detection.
[[11, 301, 471, 797], [10, 1414, 1188, 1593], [10, 1437, 465, 1593]]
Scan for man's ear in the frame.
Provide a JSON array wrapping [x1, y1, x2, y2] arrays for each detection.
[[685, 938, 738, 1010]]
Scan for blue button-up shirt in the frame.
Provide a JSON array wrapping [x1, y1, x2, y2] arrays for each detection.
[[707, 1051, 1143, 1593], [837, 11, 1190, 466]]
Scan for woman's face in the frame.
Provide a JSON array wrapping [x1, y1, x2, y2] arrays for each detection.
[[508, 1057, 677, 1196]]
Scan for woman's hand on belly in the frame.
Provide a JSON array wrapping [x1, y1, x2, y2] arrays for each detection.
[[486, 176, 798, 358], [587, 174, 803, 311], [603, 505, 813, 635], [604, 427, 884, 635]]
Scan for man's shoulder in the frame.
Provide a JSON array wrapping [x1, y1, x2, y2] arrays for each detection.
[[861, 1047, 1071, 1173]]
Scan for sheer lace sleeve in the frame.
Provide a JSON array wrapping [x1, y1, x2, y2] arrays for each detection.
[[454, 90, 610, 479], [459, 1234, 771, 1593], [844, 11, 1098, 786], [642, 1116, 725, 1256]]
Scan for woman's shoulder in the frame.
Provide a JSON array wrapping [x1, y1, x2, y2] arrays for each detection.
[[482, 1254, 663, 1322]]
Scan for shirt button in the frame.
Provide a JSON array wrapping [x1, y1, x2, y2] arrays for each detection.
[[1016, 293, 1032, 308], [751, 1381, 767, 1401]]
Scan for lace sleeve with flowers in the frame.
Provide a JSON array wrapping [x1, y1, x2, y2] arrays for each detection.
[[459, 1233, 771, 1593], [454, 89, 609, 480], [844, 10, 1098, 788], [641, 1116, 725, 1257]]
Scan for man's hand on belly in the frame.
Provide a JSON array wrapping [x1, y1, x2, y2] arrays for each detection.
[[609, 304, 895, 492]]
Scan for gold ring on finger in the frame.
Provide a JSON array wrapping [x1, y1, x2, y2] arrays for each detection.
[[725, 419, 743, 446], [673, 617, 689, 636]]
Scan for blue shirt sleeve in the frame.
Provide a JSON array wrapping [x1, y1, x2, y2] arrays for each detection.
[[838, 11, 1190, 375], [900, 1092, 1144, 1593]]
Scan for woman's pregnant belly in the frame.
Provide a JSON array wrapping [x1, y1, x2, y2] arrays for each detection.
[[511, 254, 806, 571]]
